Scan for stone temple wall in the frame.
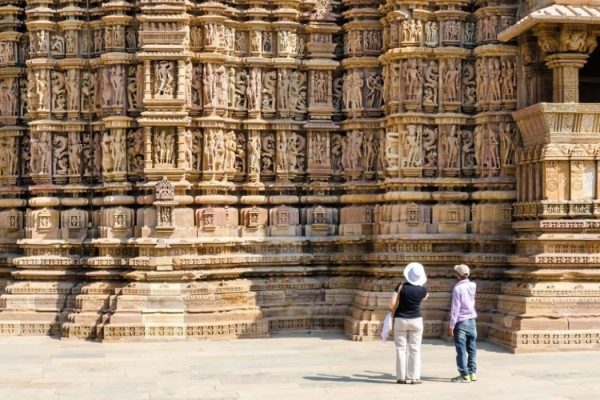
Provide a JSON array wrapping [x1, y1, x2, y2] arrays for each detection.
[[0, 0, 598, 352]]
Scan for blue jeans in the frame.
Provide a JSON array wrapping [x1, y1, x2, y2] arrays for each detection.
[[454, 318, 477, 376]]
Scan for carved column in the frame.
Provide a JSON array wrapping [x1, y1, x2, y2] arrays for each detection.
[[304, 2, 338, 184]]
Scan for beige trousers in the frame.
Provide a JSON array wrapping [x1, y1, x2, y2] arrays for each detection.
[[393, 317, 424, 381]]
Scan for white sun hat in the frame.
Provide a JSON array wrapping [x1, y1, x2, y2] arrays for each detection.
[[403, 262, 427, 286]]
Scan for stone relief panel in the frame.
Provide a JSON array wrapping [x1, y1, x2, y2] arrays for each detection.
[[6, 0, 589, 353]]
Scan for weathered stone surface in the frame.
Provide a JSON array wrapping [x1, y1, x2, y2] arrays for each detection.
[[0, 0, 598, 353]]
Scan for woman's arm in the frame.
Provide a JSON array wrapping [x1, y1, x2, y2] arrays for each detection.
[[388, 291, 398, 311]]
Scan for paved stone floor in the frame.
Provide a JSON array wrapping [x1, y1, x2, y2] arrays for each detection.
[[1, 332, 598, 400]]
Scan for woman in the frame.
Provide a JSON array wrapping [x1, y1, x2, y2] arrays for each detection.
[[388, 262, 429, 384]]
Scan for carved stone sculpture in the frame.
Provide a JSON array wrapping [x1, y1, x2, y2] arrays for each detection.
[[0, 0, 594, 354]]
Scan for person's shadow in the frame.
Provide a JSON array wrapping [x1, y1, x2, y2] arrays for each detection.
[[304, 370, 450, 384], [304, 371, 396, 384]]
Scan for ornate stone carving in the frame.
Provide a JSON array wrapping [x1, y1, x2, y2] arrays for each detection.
[[0, 0, 595, 353]]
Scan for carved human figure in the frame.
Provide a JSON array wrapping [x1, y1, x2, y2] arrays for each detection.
[[288, 32, 297, 54], [112, 130, 126, 172], [155, 61, 174, 98], [205, 129, 216, 171], [501, 57, 516, 100], [35, 70, 48, 111], [311, 132, 327, 165], [251, 30, 262, 53], [276, 130, 289, 172], [184, 62, 193, 106], [425, 21, 438, 47], [154, 130, 165, 164], [235, 31, 246, 53], [279, 31, 289, 54], [0, 78, 16, 116], [292, 71, 306, 112], [39, 30, 49, 53], [489, 58, 502, 101], [482, 126, 500, 172], [464, 22, 475, 44], [67, 132, 81, 175], [224, 130, 236, 171], [366, 72, 383, 108], [205, 24, 217, 47], [248, 134, 261, 178], [114, 26, 124, 48], [403, 125, 422, 167], [347, 30, 361, 53], [165, 132, 175, 165], [215, 65, 228, 108], [224, 28, 234, 53], [341, 130, 363, 170], [204, 63, 215, 109], [402, 19, 422, 43], [278, 69, 291, 109], [126, 129, 143, 174], [191, 65, 203, 107], [110, 65, 125, 106], [443, 126, 460, 168], [102, 67, 113, 106], [442, 59, 460, 102], [484, 16, 498, 41], [127, 66, 139, 111], [363, 134, 376, 172], [476, 58, 489, 102], [473, 125, 483, 168], [227, 67, 236, 108], [247, 68, 261, 111], [331, 133, 342, 172], [0, 137, 17, 175], [215, 130, 225, 174], [500, 123, 516, 166], [65, 69, 79, 110], [101, 132, 114, 172], [343, 71, 363, 109], [315, 71, 330, 105], [444, 21, 460, 42], [126, 27, 136, 49], [404, 58, 422, 101], [263, 32, 272, 53], [563, 28, 586, 52], [340, 135, 349, 170], [51, 34, 64, 55]]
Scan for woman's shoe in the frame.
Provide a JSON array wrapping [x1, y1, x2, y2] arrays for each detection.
[[396, 379, 408, 384], [411, 379, 423, 384]]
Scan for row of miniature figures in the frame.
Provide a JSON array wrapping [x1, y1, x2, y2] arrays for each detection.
[[3, 54, 516, 120], [0, 123, 518, 183], [0, 201, 512, 241]]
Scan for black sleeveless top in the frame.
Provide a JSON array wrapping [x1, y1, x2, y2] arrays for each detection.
[[393, 282, 427, 319]]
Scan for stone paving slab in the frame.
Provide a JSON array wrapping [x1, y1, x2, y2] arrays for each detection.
[[1, 333, 599, 400]]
